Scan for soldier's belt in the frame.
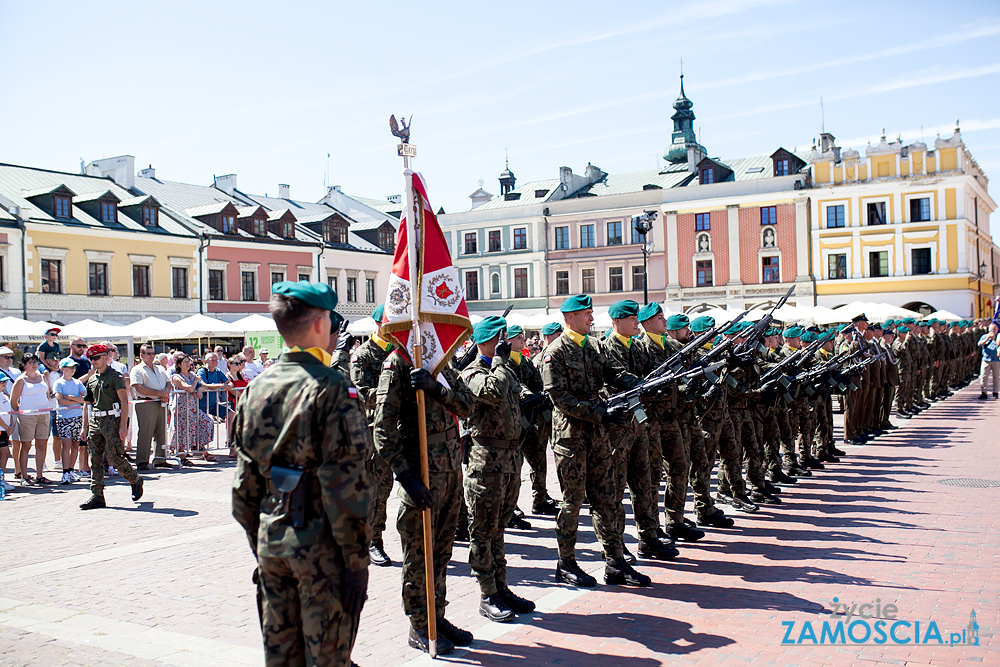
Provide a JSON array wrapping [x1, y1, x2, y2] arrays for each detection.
[[570, 391, 600, 401], [91, 410, 121, 417], [426, 427, 459, 446], [470, 436, 519, 450]]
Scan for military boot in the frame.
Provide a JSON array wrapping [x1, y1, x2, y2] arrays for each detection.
[[507, 514, 532, 530], [621, 544, 636, 564], [479, 593, 515, 623], [604, 558, 651, 587], [730, 493, 759, 513], [637, 532, 679, 560], [668, 522, 705, 542], [555, 558, 596, 588], [407, 627, 454, 655], [369, 538, 391, 567], [531, 496, 559, 516], [497, 585, 535, 614], [454, 522, 470, 542], [697, 508, 735, 528], [437, 617, 473, 646], [131, 477, 143, 502], [79, 494, 106, 510]]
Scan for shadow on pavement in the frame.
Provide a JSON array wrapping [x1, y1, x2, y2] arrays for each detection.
[[635, 581, 826, 614], [107, 501, 199, 517]]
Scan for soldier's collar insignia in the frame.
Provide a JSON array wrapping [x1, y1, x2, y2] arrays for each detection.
[[563, 328, 588, 348], [645, 331, 665, 349], [612, 332, 632, 348], [511, 350, 522, 365]]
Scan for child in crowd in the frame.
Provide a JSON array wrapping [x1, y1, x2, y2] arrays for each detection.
[[54, 358, 87, 484]]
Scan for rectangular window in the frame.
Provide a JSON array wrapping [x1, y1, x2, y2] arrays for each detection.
[[271, 271, 284, 285], [488, 230, 501, 252], [327, 276, 338, 294], [910, 197, 931, 222], [867, 202, 886, 225], [554, 226, 569, 250], [142, 207, 158, 226], [133, 265, 151, 298], [760, 206, 777, 225], [88, 262, 108, 296], [172, 267, 188, 298], [828, 254, 847, 280], [514, 268, 528, 298], [869, 251, 889, 278], [298, 273, 310, 282], [54, 196, 71, 218], [581, 268, 595, 293], [464, 232, 477, 255], [283, 223, 295, 239], [41, 259, 61, 293], [826, 205, 845, 228], [775, 159, 789, 176], [912, 248, 932, 275], [701, 168, 714, 184], [465, 272, 479, 301], [555, 270, 569, 295], [222, 216, 236, 234], [606, 221, 622, 246], [347, 277, 357, 302], [580, 224, 595, 248], [241, 271, 256, 301], [100, 201, 116, 223], [696, 260, 713, 287], [609, 266, 623, 292], [513, 227, 527, 250], [762, 256, 780, 283], [0, 256, 4, 292], [631, 221, 644, 244], [366, 278, 376, 303], [695, 213, 710, 231], [631, 265, 645, 292], [253, 219, 267, 236], [379, 229, 394, 250], [209, 269, 224, 300]]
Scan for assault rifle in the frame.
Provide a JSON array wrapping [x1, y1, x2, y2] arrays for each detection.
[[604, 361, 727, 424], [454, 304, 515, 370], [660, 310, 750, 382], [732, 285, 796, 359]]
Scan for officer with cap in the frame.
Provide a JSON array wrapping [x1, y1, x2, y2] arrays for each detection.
[[460, 316, 537, 623], [349, 304, 396, 567], [601, 300, 678, 563], [232, 280, 371, 666], [540, 294, 648, 588], [78, 344, 143, 510]]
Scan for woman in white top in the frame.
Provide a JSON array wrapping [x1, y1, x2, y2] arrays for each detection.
[[9, 353, 55, 485]]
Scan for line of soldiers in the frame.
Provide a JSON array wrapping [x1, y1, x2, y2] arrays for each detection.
[[232, 280, 986, 665]]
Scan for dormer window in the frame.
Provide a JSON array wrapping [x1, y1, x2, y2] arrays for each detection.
[[101, 201, 117, 223], [282, 222, 295, 239], [323, 221, 347, 244], [142, 206, 158, 226], [253, 218, 267, 236], [222, 215, 236, 234], [378, 228, 394, 250], [54, 195, 71, 218], [700, 168, 714, 184], [775, 159, 789, 176]]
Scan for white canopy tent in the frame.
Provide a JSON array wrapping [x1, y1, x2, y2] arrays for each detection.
[[60, 318, 127, 339], [928, 309, 963, 321], [0, 316, 57, 339], [149, 314, 244, 340], [230, 314, 278, 331], [122, 316, 175, 340]]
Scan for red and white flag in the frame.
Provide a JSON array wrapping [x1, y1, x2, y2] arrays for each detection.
[[381, 171, 472, 375]]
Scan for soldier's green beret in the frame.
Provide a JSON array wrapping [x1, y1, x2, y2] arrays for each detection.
[[665, 314, 690, 331], [560, 294, 592, 313], [372, 304, 385, 323], [637, 302, 663, 322], [764, 327, 779, 337], [839, 323, 853, 333], [851, 313, 868, 323], [330, 310, 344, 330], [272, 280, 338, 311], [902, 317, 916, 324], [928, 318, 939, 324], [800, 331, 816, 343], [541, 322, 563, 336], [608, 300, 639, 319], [918, 320, 929, 326], [507, 324, 524, 338], [898, 326, 911, 333], [713, 334, 724, 346], [690, 316, 715, 333], [783, 326, 804, 338], [884, 319, 895, 326], [472, 315, 507, 344], [723, 321, 744, 335], [950, 321, 961, 327]]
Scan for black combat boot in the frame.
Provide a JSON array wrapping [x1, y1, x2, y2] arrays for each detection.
[[697, 508, 735, 528], [605, 558, 651, 587], [531, 496, 559, 516], [437, 617, 473, 646], [668, 522, 705, 542], [408, 627, 454, 655], [131, 477, 143, 501], [831, 445, 847, 456], [479, 593, 515, 623], [455, 522, 470, 542], [80, 494, 106, 510], [621, 544, 637, 564], [556, 558, 597, 588], [369, 538, 391, 567], [497, 585, 535, 614], [507, 514, 532, 530], [730, 493, 759, 513], [637, 532, 679, 560]]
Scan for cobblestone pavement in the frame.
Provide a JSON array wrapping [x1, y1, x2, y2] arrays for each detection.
[[1, 386, 997, 666]]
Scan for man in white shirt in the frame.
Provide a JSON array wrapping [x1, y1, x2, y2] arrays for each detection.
[[130, 344, 171, 470], [241, 345, 265, 382]]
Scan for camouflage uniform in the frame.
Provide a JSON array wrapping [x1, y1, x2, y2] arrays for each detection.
[[726, 356, 767, 493], [540, 332, 639, 563], [813, 348, 836, 454], [460, 354, 523, 596], [350, 335, 396, 548], [374, 351, 473, 631], [231, 350, 370, 667], [85, 368, 139, 497], [516, 351, 550, 507]]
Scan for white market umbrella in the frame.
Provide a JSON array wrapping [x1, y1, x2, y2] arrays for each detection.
[[122, 316, 174, 340], [61, 318, 125, 339], [150, 314, 243, 340], [0, 316, 58, 338], [928, 309, 964, 321], [230, 314, 278, 331]]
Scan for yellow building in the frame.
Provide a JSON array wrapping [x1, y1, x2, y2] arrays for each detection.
[[0, 163, 200, 323], [808, 124, 998, 317]]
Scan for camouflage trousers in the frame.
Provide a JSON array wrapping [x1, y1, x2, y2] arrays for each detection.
[[798, 404, 817, 459], [755, 405, 782, 474], [258, 544, 360, 667], [520, 418, 551, 504], [774, 406, 797, 466], [686, 416, 719, 521], [87, 417, 138, 496], [896, 375, 913, 413], [815, 398, 834, 453], [397, 469, 461, 630], [464, 466, 518, 596], [879, 385, 896, 427], [552, 433, 622, 562], [729, 407, 765, 491], [367, 452, 394, 542], [656, 416, 692, 526], [607, 421, 658, 540], [703, 410, 746, 499]]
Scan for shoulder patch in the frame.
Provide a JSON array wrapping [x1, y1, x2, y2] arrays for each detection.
[[382, 358, 393, 370], [543, 355, 551, 363], [348, 386, 358, 400]]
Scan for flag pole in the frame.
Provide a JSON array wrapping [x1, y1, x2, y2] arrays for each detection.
[[393, 116, 438, 658]]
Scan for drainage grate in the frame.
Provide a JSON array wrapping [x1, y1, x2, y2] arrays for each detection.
[[938, 478, 1000, 488]]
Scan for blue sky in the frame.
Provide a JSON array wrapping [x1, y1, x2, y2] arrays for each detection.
[[2, 0, 999, 231]]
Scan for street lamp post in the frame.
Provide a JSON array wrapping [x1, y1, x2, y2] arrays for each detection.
[[632, 210, 657, 305]]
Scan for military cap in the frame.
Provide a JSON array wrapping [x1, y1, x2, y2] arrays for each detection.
[[713, 334, 724, 346], [330, 310, 345, 330], [951, 321, 961, 327], [723, 320, 745, 335], [665, 313, 690, 331], [541, 322, 563, 336], [851, 313, 868, 323], [806, 325, 821, 333], [918, 320, 929, 326], [839, 323, 854, 333], [883, 327, 895, 336], [560, 294, 592, 313], [783, 326, 803, 339], [902, 317, 916, 324], [897, 326, 911, 333], [272, 280, 338, 311], [608, 299, 639, 319], [928, 318, 939, 324], [506, 324, 525, 338], [637, 303, 663, 322], [800, 331, 816, 343], [472, 315, 507, 344], [85, 343, 109, 359], [764, 327, 779, 337], [871, 322, 883, 331], [372, 304, 385, 323], [689, 316, 716, 333]]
